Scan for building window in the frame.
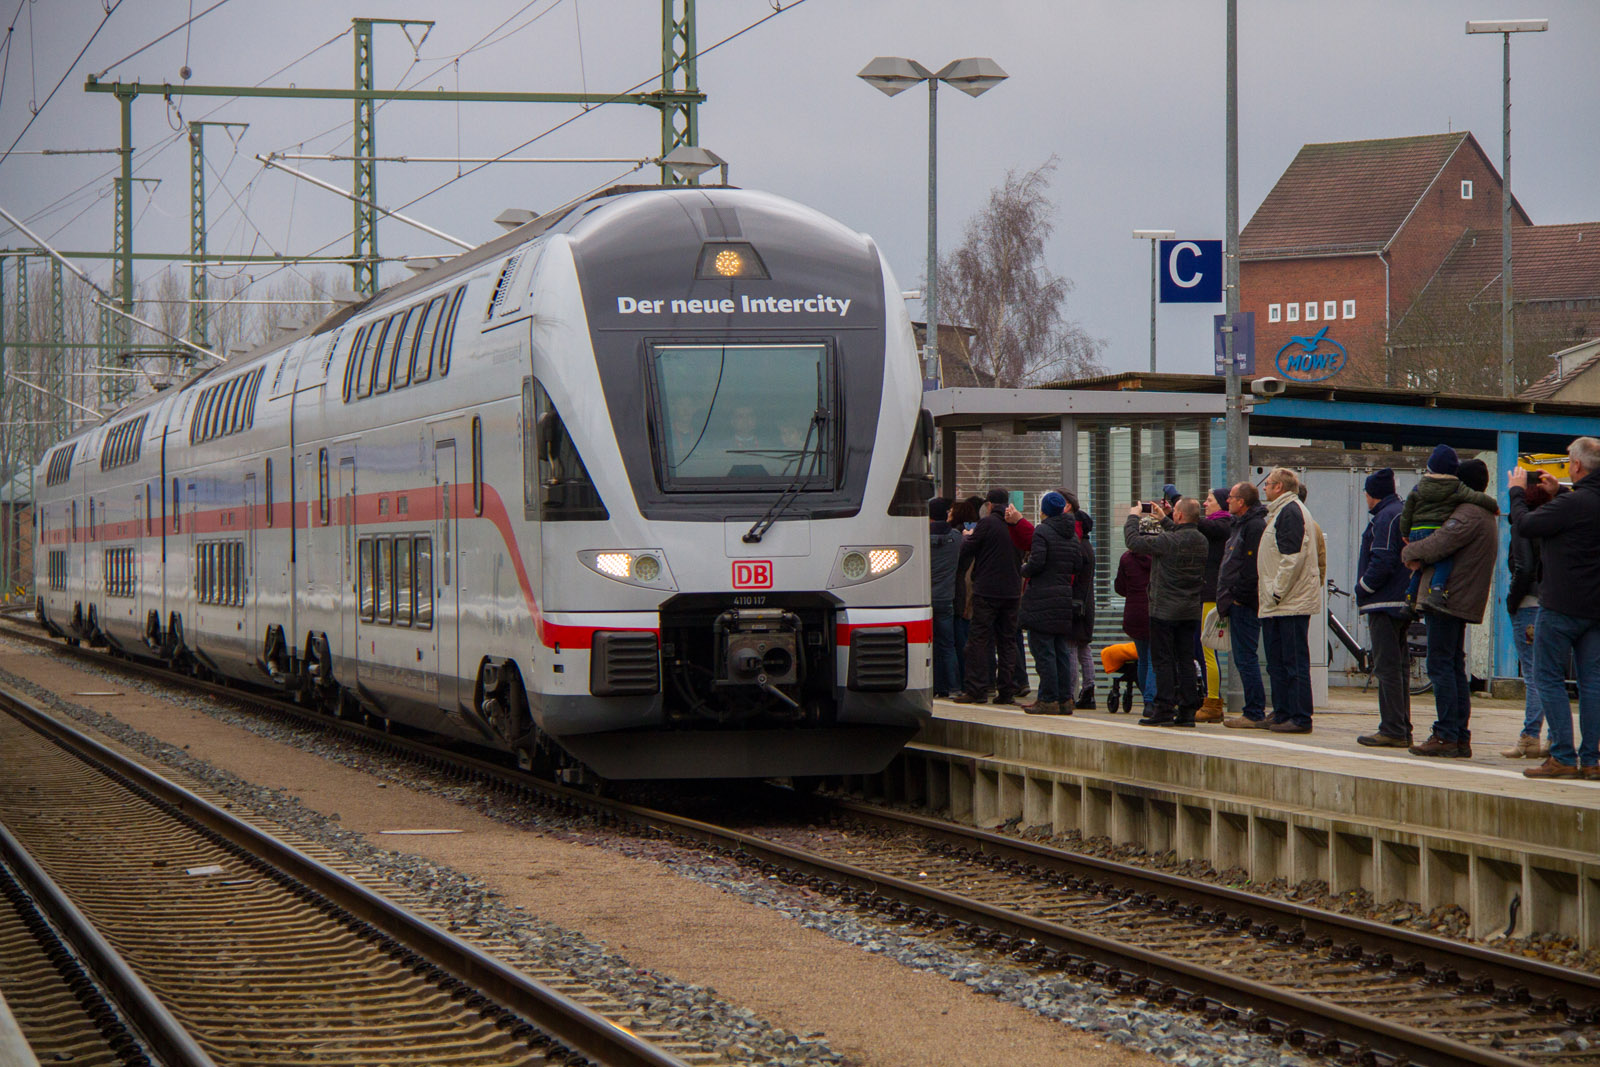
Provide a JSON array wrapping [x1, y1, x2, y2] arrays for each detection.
[[1461, 180, 1473, 200], [1323, 300, 1337, 320], [1268, 303, 1281, 323], [1343, 299, 1356, 319], [1305, 301, 1318, 322], [1286, 303, 1299, 322]]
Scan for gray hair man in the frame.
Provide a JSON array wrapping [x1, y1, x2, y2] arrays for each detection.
[[1257, 468, 1323, 733], [1511, 437, 1600, 779], [1124, 496, 1208, 727]]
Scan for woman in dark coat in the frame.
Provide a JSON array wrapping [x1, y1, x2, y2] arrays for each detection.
[[1115, 543, 1156, 709], [1019, 492, 1083, 715], [1063, 490, 1096, 708], [948, 496, 982, 690]]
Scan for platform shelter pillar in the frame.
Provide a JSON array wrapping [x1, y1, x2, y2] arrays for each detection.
[[1494, 429, 1519, 683]]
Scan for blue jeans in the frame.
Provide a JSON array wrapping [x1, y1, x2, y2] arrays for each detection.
[[1403, 526, 1453, 600], [1014, 628, 1030, 689], [1028, 630, 1074, 703], [1424, 612, 1470, 744], [1532, 608, 1600, 767], [1132, 637, 1156, 703], [1228, 606, 1267, 720], [1261, 614, 1312, 728], [1513, 604, 1545, 739], [932, 610, 960, 695]]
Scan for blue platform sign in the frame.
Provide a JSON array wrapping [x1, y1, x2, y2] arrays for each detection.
[[1159, 239, 1223, 303], [1213, 312, 1255, 375]]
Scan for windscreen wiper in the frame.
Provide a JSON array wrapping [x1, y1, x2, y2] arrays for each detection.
[[743, 407, 824, 543]]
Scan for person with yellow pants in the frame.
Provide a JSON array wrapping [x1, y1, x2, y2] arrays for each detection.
[[1193, 489, 1233, 720]]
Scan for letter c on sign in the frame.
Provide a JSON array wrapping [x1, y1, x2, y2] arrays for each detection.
[[1167, 242, 1203, 289]]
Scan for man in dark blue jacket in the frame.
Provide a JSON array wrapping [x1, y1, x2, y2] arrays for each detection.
[[1354, 468, 1412, 747], [1511, 437, 1600, 779], [954, 488, 1024, 705], [1217, 482, 1268, 727], [928, 497, 962, 698]]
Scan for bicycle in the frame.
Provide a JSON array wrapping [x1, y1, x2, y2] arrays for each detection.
[[1327, 581, 1431, 695]]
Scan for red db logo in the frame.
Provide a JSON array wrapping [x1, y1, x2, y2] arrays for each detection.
[[732, 560, 773, 589]]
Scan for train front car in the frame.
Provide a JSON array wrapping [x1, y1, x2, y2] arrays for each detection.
[[528, 188, 933, 779]]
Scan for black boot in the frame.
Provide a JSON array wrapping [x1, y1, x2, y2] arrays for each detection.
[[1074, 686, 1096, 710]]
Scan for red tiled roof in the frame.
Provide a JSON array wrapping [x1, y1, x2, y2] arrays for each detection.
[[1523, 350, 1600, 400], [1422, 223, 1600, 307], [1242, 132, 1487, 258]]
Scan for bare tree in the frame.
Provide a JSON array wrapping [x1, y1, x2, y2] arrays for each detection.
[[936, 157, 1104, 387]]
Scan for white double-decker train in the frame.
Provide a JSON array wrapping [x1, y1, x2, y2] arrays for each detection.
[[34, 185, 935, 779]]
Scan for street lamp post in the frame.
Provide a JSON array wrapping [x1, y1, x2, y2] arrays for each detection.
[[1466, 18, 1548, 397], [1132, 229, 1175, 372], [859, 57, 1007, 390]]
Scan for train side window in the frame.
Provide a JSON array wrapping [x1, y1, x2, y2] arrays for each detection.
[[243, 367, 263, 428], [394, 537, 413, 626], [471, 416, 483, 516], [410, 295, 444, 384], [172, 480, 180, 533], [358, 538, 374, 620], [225, 376, 246, 433], [413, 537, 433, 629], [392, 307, 421, 390], [439, 285, 466, 377], [376, 537, 393, 624], [71, 500, 77, 540], [521, 378, 536, 513], [146, 487, 153, 536], [366, 318, 395, 396], [343, 325, 368, 402], [223, 543, 234, 606], [318, 448, 330, 525], [88, 497, 95, 538], [359, 320, 390, 398], [375, 311, 404, 395], [532, 380, 608, 521], [264, 459, 274, 527], [234, 542, 245, 605]]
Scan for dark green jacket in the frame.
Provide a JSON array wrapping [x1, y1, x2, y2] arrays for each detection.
[[1123, 516, 1208, 622]]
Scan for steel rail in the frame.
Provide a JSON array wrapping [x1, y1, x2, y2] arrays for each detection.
[[0, 822, 218, 1067], [0, 684, 691, 1067]]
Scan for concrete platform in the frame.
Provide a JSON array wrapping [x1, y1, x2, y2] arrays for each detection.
[[850, 687, 1600, 947]]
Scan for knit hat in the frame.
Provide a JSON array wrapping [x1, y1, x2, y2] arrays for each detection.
[[1459, 458, 1489, 492], [1364, 468, 1396, 498], [985, 487, 1010, 507], [1041, 491, 1067, 516], [1427, 444, 1459, 476], [1210, 487, 1229, 511], [1162, 483, 1180, 504]]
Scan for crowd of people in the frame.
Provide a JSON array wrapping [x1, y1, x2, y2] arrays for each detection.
[[925, 435, 1600, 781]]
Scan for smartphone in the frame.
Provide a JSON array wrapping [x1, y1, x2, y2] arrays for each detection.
[[1141, 502, 1153, 514], [1526, 469, 1540, 489]]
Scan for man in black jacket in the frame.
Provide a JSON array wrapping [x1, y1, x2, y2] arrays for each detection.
[[1217, 482, 1269, 728], [928, 497, 962, 699], [1124, 497, 1209, 726], [954, 488, 1025, 705], [1512, 437, 1600, 779]]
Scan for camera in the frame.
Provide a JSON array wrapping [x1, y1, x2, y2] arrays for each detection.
[[1526, 468, 1540, 489], [1141, 502, 1153, 514], [1249, 376, 1288, 397]]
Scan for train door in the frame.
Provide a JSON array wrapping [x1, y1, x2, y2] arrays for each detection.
[[243, 473, 258, 646], [433, 438, 460, 715], [336, 453, 356, 673]]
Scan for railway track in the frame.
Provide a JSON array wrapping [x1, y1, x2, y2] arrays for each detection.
[[0, 680, 693, 1067], [7, 618, 1600, 1065]]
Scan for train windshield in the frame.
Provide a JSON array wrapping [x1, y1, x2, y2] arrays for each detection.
[[649, 343, 832, 490]]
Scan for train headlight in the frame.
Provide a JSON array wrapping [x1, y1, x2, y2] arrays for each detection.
[[578, 549, 677, 591], [695, 242, 770, 280], [829, 545, 913, 588]]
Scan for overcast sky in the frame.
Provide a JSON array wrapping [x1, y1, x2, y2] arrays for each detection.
[[3, 1, 1596, 376]]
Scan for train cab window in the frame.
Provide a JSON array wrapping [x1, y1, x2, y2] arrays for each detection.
[[318, 449, 330, 525], [413, 537, 433, 629], [376, 537, 393, 624], [357, 538, 375, 621], [410, 295, 445, 384], [530, 380, 608, 521], [394, 538, 413, 625], [647, 342, 834, 491], [471, 417, 484, 516]]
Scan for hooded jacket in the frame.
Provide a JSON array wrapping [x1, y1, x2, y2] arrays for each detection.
[[1356, 492, 1407, 617], [1510, 476, 1600, 620], [1258, 491, 1322, 617], [929, 519, 961, 612], [1123, 514, 1208, 622], [1401, 500, 1500, 623], [1019, 514, 1085, 635], [1215, 502, 1267, 615]]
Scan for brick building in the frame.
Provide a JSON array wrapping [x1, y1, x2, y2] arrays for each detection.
[[1240, 132, 1527, 387]]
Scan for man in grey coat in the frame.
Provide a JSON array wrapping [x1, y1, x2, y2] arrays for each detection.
[[1401, 458, 1500, 758], [1124, 497, 1209, 727]]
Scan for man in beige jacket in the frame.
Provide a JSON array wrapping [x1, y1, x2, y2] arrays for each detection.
[[1258, 469, 1323, 733]]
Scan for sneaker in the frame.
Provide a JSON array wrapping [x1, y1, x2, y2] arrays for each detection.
[[1022, 700, 1060, 715], [1224, 716, 1270, 729], [1524, 757, 1582, 779], [1357, 732, 1412, 747], [951, 691, 986, 705], [1075, 687, 1096, 710], [1409, 733, 1463, 758], [1267, 720, 1312, 734], [1499, 734, 1544, 759]]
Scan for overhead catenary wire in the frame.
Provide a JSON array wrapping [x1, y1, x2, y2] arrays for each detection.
[[92, 0, 235, 81], [0, 0, 125, 169]]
